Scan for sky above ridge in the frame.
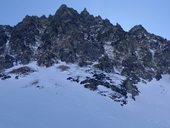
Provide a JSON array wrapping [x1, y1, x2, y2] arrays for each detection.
[[0, 0, 169, 40]]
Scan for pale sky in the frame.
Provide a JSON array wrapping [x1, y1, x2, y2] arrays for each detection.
[[0, 0, 169, 39]]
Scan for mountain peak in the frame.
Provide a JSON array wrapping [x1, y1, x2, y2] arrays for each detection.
[[58, 4, 68, 10], [129, 24, 147, 34], [54, 4, 78, 18], [81, 8, 90, 16]]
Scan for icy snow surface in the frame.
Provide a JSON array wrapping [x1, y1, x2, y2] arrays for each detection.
[[104, 42, 114, 59], [0, 62, 170, 128]]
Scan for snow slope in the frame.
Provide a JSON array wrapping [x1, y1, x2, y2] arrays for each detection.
[[0, 62, 170, 128]]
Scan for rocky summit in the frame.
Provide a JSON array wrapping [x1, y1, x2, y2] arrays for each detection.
[[0, 4, 170, 104]]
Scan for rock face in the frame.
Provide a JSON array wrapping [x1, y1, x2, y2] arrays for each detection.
[[0, 4, 170, 101]]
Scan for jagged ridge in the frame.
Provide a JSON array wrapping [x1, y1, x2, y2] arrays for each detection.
[[0, 4, 170, 102]]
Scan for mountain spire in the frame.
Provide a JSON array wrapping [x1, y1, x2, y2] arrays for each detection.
[[81, 8, 90, 16]]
